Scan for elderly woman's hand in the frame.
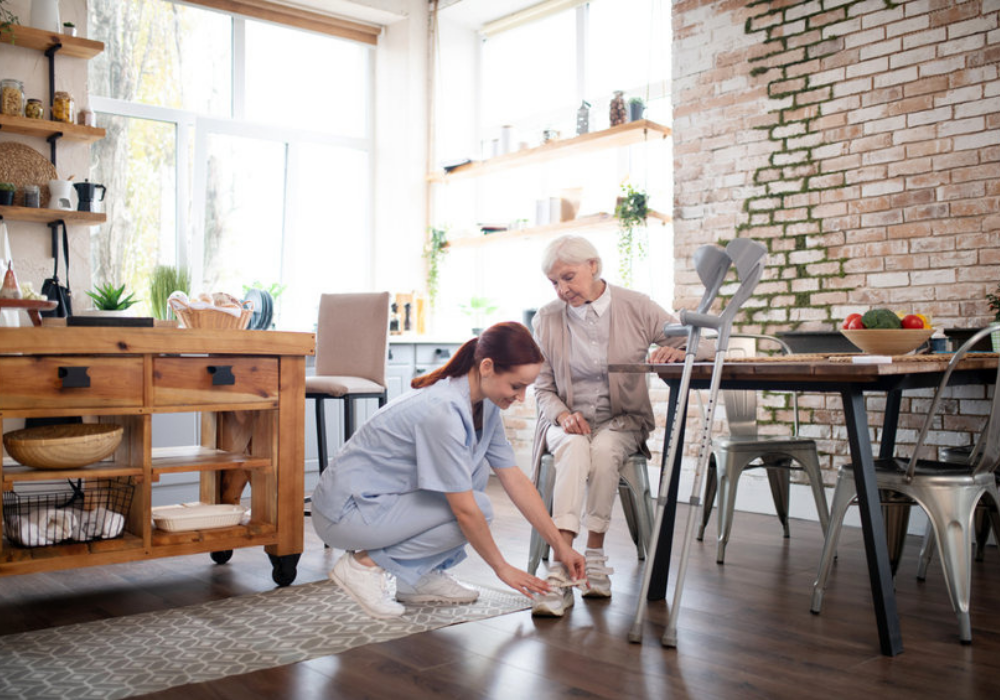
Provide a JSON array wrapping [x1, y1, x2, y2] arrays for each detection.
[[648, 345, 686, 363], [558, 410, 591, 435]]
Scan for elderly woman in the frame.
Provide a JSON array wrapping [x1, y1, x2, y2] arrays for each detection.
[[530, 235, 706, 617]]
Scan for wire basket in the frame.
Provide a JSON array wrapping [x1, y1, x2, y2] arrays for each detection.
[[2, 478, 134, 548], [168, 298, 254, 330]]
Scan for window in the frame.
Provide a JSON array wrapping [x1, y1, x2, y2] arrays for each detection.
[[88, 0, 373, 329]]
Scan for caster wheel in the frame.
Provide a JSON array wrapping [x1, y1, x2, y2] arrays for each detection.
[[268, 553, 301, 587], [210, 550, 234, 565]]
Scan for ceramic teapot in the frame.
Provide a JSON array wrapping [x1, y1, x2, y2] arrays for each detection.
[[48, 180, 77, 211]]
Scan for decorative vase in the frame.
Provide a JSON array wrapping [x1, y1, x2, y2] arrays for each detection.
[[609, 91, 626, 127], [30, 0, 61, 32]]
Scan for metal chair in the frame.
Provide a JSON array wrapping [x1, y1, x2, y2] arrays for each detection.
[[527, 451, 653, 575], [810, 326, 1000, 643], [305, 292, 391, 480], [697, 334, 830, 564]]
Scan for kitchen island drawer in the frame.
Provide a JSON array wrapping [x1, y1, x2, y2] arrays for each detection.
[[153, 357, 279, 406], [0, 357, 143, 409]]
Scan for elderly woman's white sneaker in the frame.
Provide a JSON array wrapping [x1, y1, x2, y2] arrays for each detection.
[[396, 569, 480, 603], [531, 563, 575, 617], [329, 552, 405, 619]]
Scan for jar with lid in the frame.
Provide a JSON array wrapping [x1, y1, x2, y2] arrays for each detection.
[[1, 78, 25, 116], [25, 98, 44, 120], [52, 91, 76, 123], [23, 185, 40, 208]]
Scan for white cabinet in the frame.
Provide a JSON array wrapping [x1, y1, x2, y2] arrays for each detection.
[[387, 340, 463, 402]]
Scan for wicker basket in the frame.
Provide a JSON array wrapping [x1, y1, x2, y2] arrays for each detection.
[[3, 424, 124, 470], [169, 298, 254, 330]]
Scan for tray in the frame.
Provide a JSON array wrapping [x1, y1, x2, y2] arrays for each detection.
[[0, 299, 58, 326], [151, 502, 248, 532]]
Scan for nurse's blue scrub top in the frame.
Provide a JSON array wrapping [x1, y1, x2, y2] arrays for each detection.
[[310, 375, 517, 526]]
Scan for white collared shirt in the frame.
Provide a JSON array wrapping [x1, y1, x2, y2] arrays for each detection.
[[565, 282, 612, 426]]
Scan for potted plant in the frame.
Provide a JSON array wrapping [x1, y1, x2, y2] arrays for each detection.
[[148, 265, 191, 320], [423, 226, 449, 308], [614, 183, 648, 288], [0, 182, 15, 206], [62, 21, 76, 37], [987, 282, 1000, 352], [460, 296, 497, 335], [85, 282, 140, 316], [628, 97, 645, 122], [0, 1, 17, 43]]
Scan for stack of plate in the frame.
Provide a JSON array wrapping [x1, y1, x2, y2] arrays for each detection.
[[243, 289, 273, 330]]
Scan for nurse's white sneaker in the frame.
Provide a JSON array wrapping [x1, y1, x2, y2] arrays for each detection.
[[531, 563, 575, 617], [582, 549, 613, 599], [329, 552, 405, 619], [396, 569, 480, 604]]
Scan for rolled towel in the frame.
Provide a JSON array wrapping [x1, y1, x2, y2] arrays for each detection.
[[24, 508, 77, 545], [73, 507, 125, 540]]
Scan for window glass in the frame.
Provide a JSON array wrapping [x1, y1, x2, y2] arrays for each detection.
[[587, 0, 669, 99], [89, 115, 177, 317], [89, 0, 232, 116], [481, 10, 576, 131], [201, 133, 285, 297], [244, 21, 368, 136]]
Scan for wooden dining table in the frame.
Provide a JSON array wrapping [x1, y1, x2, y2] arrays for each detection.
[[610, 352, 999, 657]]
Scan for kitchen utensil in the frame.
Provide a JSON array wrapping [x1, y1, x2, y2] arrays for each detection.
[[48, 179, 77, 211], [73, 180, 106, 212]]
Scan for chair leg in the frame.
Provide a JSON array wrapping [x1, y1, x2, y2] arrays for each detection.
[[343, 396, 354, 445], [811, 469, 856, 614], [715, 453, 751, 564], [619, 455, 653, 562], [800, 450, 831, 537], [917, 520, 935, 581], [618, 480, 642, 555], [765, 461, 792, 538], [528, 456, 555, 575], [315, 396, 329, 476], [697, 453, 718, 542]]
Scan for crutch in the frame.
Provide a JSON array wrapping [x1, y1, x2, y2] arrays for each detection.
[[628, 238, 767, 647]]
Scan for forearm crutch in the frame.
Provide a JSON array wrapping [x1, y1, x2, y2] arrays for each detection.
[[628, 238, 767, 647]]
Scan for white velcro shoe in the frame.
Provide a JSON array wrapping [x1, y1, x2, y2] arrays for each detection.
[[531, 563, 575, 617], [329, 552, 405, 619], [582, 550, 613, 599], [396, 569, 480, 604]]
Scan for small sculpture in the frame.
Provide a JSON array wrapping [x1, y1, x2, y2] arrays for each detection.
[[576, 101, 590, 135]]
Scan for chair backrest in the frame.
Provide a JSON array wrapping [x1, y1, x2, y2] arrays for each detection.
[[314, 292, 391, 384], [907, 325, 1000, 478], [722, 334, 801, 438]]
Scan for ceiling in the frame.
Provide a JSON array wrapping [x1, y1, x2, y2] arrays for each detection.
[[269, 0, 544, 29]]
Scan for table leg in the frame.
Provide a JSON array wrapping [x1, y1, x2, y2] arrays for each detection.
[[841, 389, 904, 656], [648, 381, 685, 601]]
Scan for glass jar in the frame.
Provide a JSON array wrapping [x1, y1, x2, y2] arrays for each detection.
[[23, 185, 40, 208], [52, 90, 75, 123], [25, 98, 44, 120], [1, 78, 25, 117]]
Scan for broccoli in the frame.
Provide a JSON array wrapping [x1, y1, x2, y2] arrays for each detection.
[[861, 308, 902, 329]]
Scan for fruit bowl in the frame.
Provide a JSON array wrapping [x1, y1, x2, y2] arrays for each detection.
[[840, 328, 934, 355], [3, 424, 124, 470]]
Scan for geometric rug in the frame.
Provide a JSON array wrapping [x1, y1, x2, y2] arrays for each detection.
[[0, 580, 530, 699]]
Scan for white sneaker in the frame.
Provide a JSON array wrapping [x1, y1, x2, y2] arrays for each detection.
[[531, 563, 575, 617], [582, 549, 613, 599], [396, 569, 480, 604], [329, 552, 405, 619]]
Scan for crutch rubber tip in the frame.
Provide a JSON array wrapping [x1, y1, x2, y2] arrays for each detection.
[[627, 626, 643, 643]]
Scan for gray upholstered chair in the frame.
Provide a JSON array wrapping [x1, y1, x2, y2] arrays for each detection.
[[810, 326, 1000, 644], [306, 292, 391, 477], [697, 334, 830, 564], [528, 451, 653, 575]]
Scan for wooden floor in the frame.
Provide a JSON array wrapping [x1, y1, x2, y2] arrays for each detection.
[[4, 478, 1000, 699]]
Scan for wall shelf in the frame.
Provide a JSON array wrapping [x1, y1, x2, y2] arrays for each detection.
[[0, 205, 106, 225], [0, 25, 105, 59], [0, 114, 105, 142], [447, 210, 672, 249], [429, 119, 671, 183]]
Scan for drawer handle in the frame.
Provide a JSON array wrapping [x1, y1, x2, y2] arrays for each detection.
[[58, 366, 91, 389], [207, 365, 235, 386]]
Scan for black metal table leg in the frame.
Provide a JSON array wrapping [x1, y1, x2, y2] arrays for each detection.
[[841, 389, 904, 656]]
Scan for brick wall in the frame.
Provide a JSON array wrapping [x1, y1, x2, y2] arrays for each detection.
[[671, 0, 998, 480]]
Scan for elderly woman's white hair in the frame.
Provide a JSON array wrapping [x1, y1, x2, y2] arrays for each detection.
[[541, 235, 603, 277]]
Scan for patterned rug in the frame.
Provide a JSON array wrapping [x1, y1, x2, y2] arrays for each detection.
[[0, 579, 529, 699]]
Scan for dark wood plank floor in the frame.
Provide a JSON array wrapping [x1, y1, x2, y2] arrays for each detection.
[[4, 478, 1000, 699]]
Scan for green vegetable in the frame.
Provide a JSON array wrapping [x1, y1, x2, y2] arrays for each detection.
[[861, 308, 902, 329]]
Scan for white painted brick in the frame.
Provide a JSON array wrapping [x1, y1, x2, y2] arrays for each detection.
[[890, 45, 935, 69], [861, 179, 904, 197], [904, 0, 932, 16], [907, 106, 952, 127], [954, 130, 1000, 151], [955, 97, 1000, 118], [935, 85, 984, 106], [875, 66, 918, 88], [847, 56, 889, 78], [938, 116, 985, 136], [845, 26, 885, 49], [948, 16, 998, 40], [868, 272, 911, 287], [903, 27, 947, 50], [864, 115, 907, 134], [860, 37, 901, 60], [810, 67, 846, 86], [833, 76, 873, 97], [885, 14, 929, 39], [823, 18, 862, 39], [920, 56, 967, 77], [940, 34, 987, 57]]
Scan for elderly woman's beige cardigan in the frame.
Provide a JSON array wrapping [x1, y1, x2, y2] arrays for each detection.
[[529, 284, 710, 480]]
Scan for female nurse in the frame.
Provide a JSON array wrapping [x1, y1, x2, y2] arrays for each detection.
[[311, 321, 587, 619]]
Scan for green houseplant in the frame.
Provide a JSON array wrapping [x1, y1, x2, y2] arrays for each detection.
[[423, 226, 449, 308], [62, 21, 76, 36], [614, 183, 648, 288], [628, 97, 645, 121], [148, 265, 191, 320], [0, 182, 15, 206], [86, 282, 140, 312], [0, 1, 17, 43], [460, 296, 497, 335]]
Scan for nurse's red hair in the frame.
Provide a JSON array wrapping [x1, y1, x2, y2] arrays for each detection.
[[411, 321, 543, 389]]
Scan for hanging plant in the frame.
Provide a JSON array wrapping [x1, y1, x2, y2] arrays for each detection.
[[0, 1, 18, 43], [614, 183, 648, 287], [423, 226, 449, 307]]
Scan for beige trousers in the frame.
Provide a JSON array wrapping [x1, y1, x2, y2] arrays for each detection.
[[545, 422, 642, 535]]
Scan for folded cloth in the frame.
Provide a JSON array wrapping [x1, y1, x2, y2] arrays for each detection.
[[16, 508, 79, 546], [73, 507, 125, 540]]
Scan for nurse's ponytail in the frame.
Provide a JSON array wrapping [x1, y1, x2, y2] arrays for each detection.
[[410, 321, 543, 389]]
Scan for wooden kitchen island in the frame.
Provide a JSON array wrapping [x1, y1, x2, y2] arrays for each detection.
[[0, 327, 315, 586]]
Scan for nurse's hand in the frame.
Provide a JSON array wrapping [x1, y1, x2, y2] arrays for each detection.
[[649, 345, 685, 363], [496, 562, 551, 598], [553, 544, 587, 583]]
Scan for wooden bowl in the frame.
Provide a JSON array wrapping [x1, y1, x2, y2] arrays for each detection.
[[840, 328, 934, 355], [3, 424, 124, 470]]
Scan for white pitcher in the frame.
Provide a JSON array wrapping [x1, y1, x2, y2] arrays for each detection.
[[48, 179, 77, 211], [30, 0, 61, 32]]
